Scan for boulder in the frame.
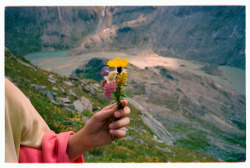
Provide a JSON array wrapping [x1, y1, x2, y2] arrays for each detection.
[[51, 99, 60, 106], [152, 135, 158, 140], [84, 83, 101, 94], [59, 87, 65, 94], [81, 79, 88, 85], [80, 96, 93, 112], [30, 84, 46, 90], [73, 100, 84, 113], [81, 116, 90, 122], [45, 91, 57, 101], [64, 80, 74, 87], [57, 97, 71, 104], [63, 104, 75, 110], [48, 75, 57, 84], [69, 89, 77, 98], [52, 87, 58, 90]]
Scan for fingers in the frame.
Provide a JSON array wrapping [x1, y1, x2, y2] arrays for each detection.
[[109, 117, 130, 129], [114, 106, 130, 118], [102, 102, 117, 111], [94, 107, 117, 121], [94, 100, 129, 121], [102, 100, 127, 111], [109, 129, 126, 138], [105, 100, 128, 111]]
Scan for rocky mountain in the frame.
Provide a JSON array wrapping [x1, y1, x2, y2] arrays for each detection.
[[5, 7, 102, 55], [71, 58, 246, 161], [5, 6, 245, 69]]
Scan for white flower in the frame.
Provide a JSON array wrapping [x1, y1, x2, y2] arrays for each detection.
[[104, 70, 117, 83]]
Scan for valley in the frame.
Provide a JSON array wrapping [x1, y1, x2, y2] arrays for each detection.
[[24, 51, 245, 95]]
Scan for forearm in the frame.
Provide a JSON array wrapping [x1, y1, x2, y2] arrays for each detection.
[[66, 128, 92, 162]]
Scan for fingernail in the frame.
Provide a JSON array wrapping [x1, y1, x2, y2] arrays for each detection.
[[115, 111, 120, 117], [109, 123, 114, 128], [110, 130, 114, 134]]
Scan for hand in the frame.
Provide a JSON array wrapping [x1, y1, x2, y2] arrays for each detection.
[[67, 100, 130, 161]]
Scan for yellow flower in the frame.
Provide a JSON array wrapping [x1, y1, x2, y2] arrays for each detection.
[[107, 57, 129, 68], [117, 72, 128, 82]]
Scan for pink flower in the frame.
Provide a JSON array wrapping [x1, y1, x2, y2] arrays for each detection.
[[102, 80, 107, 87], [104, 82, 117, 99]]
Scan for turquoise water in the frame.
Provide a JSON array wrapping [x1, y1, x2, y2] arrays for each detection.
[[25, 51, 69, 61]]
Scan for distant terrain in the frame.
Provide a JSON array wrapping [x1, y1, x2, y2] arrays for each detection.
[[5, 6, 245, 69]]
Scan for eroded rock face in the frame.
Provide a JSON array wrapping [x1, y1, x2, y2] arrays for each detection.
[[5, 7, 102, 55], [126, 98, 176, 146]]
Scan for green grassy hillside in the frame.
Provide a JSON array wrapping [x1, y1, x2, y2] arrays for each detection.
[[5, 49, 218, 162]]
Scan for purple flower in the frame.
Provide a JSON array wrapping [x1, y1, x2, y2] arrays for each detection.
[[104, 82, 117, 99], [100, 67, 109, 76]]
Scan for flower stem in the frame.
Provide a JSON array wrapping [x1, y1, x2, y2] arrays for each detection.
[[116, 67, 123, 110]]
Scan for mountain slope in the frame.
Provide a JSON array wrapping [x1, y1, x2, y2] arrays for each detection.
[[5, 49, 219, 162], [71, 57, 246, 161], [5, 7, 103, 55], [5, 6, 245, 69]]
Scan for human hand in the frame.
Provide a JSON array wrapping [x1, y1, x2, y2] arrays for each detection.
[[82, 100, 130, 146], [67, 100, 130, 161]]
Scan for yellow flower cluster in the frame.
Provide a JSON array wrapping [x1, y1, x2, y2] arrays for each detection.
[[117, 72, 128, 82], [116, 146, 135, 154], [152, 156, 159, 162], [107, 57, 129, 68], [54, 105, 61, 114]]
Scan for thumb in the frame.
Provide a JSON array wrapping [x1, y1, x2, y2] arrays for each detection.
[[120, 99, 128, 108]]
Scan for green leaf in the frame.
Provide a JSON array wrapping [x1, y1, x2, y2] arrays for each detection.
[[121, 92, 129, 98]]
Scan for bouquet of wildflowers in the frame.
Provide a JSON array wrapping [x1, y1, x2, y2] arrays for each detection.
[[100, 57, 129, 110]]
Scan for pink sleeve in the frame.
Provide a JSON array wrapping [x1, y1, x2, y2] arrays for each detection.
[[19, 130, 84, 163]]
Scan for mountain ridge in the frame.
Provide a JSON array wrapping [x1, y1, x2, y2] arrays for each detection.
[[5, 6, 245, 69]]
